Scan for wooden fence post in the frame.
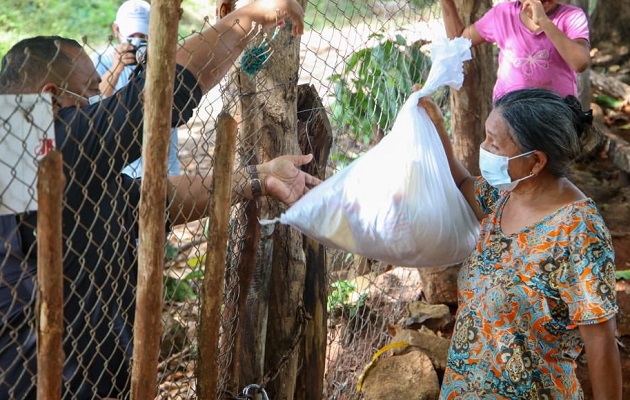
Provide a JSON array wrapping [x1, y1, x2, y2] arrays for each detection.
[[197, 112, 238, 399], [131, 0, 181, 398], [36, 150, 66, 400]]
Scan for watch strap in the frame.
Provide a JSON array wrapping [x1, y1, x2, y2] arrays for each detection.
[[246, 165, 262, 199]]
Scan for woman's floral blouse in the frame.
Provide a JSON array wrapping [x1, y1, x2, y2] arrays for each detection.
[[440, 177, 617, 399]]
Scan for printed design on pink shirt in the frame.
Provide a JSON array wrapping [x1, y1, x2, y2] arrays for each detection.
[[502, 49, 550, 77]]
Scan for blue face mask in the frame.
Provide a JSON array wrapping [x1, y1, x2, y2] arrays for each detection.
[[59, 87, 104, 105], [479, 146, 536, 191]]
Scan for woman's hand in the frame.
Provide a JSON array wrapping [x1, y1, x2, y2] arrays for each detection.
[[413, 84, 446, 132], [418, 98, 445, 127], [258, 154, 322, 206], [412, 84, 481, 218]]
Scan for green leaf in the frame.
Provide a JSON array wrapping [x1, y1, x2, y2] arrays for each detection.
[[187, 254, 206, 269], [394, 34, 407, 46], [164, 276, 197, 302], [616, 270, 630, 280], [346, 48, 370, 72], [164, 242, 179, 261], [595, 95, 624, 109], [329, 30, 432, 142], [184, 269, 205, 280]]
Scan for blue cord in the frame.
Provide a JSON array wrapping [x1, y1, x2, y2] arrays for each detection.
[[240, 26, 281, 77]]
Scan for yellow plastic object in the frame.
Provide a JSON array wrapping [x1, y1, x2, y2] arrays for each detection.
[[356, 341, 410, 392]]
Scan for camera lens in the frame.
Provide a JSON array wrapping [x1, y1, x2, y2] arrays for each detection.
[[135, 44, 147, 65]]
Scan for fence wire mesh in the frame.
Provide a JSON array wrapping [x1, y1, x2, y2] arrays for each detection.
[[0, 0, 448, 399]]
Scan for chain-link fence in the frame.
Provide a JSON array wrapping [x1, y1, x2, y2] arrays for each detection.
[[0, 0, 450, 399]]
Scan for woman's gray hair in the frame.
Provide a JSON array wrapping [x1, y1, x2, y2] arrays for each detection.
[[493, 88, 599, 177]]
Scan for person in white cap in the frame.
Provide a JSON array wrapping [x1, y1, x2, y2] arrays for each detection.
[[93, 0, 182, 177]]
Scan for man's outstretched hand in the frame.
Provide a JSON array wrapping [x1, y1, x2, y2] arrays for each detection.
[[259, 154, 322, 205]]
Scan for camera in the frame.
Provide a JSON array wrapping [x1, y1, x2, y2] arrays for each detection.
[[126, 38, 148, 65]]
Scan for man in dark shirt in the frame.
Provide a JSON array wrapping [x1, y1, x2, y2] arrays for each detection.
[[0, 1, 314, 398]]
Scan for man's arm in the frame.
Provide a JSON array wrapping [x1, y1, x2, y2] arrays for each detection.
[[167, 154, 321, 225], [99, 66, 124, 96], [524, 0, 590, 72], [176, 0, 304, 94], [579, 318, 622, 400], [440, 0, 486, 45]]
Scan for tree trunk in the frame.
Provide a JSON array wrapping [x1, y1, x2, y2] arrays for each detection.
[[590, 0, 630, 45], [449, 0, 494, 175], [430, 0, 494, 308], [253, 6, 308, 399], [570, 0, 591, 109], [294, 84, 333, 400]]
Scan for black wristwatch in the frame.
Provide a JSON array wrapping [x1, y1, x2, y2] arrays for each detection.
[[246, 165, 262, 199]]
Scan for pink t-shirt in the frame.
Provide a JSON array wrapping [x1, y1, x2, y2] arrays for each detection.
[[475, 2, 589, 101]]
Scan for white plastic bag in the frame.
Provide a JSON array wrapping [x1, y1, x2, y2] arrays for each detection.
[[264, 37, 479, 267]]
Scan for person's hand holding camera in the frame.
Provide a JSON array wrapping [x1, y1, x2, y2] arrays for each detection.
[[114, 40, 140, 69], [99, 37, 146, 95]]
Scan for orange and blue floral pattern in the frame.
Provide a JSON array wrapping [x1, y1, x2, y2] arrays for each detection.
[[440, 178, 617, 399]]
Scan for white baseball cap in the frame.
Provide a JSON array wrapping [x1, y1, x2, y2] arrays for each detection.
[[115, 0, 151, 38]]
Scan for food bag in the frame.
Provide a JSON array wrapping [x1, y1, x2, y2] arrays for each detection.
[[264, 37, 479, 267]]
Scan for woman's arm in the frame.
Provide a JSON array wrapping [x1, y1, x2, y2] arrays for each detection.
[[417, 94, 485, 220], [579, 318, 622, 400]]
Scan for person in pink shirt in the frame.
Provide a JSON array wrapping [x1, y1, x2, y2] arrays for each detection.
[[440, 0, 590, 101]]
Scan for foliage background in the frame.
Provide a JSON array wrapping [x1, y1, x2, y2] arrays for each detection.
[[0, 0, 212, 56], [0, 0, 380, 57]]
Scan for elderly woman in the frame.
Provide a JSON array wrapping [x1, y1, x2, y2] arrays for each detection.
[[420, 88, 622, 399]]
